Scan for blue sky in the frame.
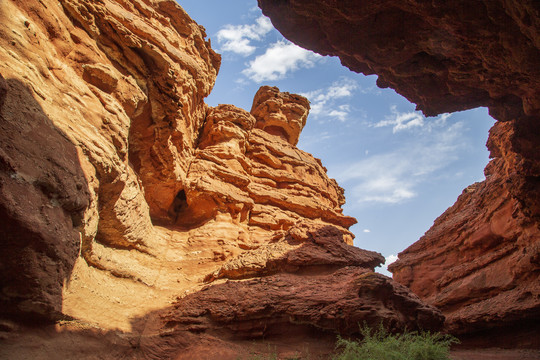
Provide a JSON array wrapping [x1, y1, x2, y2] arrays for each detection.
[[180, 1, 495, 274]]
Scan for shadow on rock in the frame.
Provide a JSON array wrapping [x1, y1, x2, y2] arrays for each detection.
[[124, 223, 445, 359], [0, 75, 90, 323]]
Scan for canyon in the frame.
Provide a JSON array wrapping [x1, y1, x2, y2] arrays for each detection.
[[0, 0, 443, 358], [0, 0, 538, 358]]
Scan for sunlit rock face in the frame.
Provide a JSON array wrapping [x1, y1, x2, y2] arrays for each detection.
[[0, 0, 445, 357], [0, 0, 219, 322], [258, 0, 540, 346], [183, 94, 356, 239], [1, 0, 219, 329], [250, 85, 309, 146]]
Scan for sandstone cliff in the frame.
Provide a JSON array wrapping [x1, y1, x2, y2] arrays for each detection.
[[258, 0, 540, 346], [0, 0, 444, 358]]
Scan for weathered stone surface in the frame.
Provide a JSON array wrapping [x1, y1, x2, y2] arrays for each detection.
[[205, 221, 384, 282], [146, 223, 443, 355], [166, 268, 443, 340], [0, 0, 219, 322], [204, 222, 384, 282], [258, 0, 540, 345], [59, 0, 221, 224], [258, 0, 540, 120], [251, 85, 309, 146], [178, 222, 444, 343], [183, 94, 356, 241], [389, 119, 540, 347], [0, 0, 446, 357]]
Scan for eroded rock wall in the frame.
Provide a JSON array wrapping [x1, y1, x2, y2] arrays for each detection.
[[184, 87, 355, 240], [258, 0, 540, 344], [0, 0, 444, 357], [390, 119, 540, 346], [0, 0, 219, 322]]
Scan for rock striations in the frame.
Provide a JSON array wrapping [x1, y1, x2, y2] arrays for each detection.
[[0, 0, 444, 358], [258, 0, 540, 346], [182, 86, 356, 239], [389, 119, 540, 347]]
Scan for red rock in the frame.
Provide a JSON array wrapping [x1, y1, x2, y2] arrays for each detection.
[[389, 120, 540, 348], [165, 268, 443, 340], [257, 0, 540, 345], [204, 222, 384, 282], [148, 223, 443, 356], [0, 0, 220, 325]]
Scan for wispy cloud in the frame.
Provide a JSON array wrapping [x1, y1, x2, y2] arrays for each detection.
[[216, 16, 273, 56], [373, 105, 451, 133], [242, 40, 322, 82], [335, 114, 463, 206], [301, 78, 358, 121], [328, 105, 351, 122]]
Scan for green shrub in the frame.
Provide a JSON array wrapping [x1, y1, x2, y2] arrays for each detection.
[[333, 324, 459, 360]]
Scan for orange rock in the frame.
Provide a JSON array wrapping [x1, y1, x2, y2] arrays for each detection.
[[0, 0, 220, 324], [250, 85, 310, 146], [182, 95, 356, 240], [204, 222, 384, 282]]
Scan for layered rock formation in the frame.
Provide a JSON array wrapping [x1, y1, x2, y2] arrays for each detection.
[[0, 0, 444, 357], [258, 0, 540, 346], [388, 119, 540, 347], [0, 0, 220, 323], [181, 86, 355, 238]]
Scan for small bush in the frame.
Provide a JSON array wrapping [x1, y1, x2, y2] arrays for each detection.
[[333, 324, 459, 360]]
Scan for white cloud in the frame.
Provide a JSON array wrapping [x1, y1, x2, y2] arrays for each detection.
[[373, 105, 452, 133], [242, 40, 322, 82], [328, 106, 350, 122], [216, 16, 273, 56], [363, 229, 371, 233], [373, 105, 423, 132], [375, 254, 399, 277], [301, 78, 358, 121], [386, 254, 398, 265], [335, 116, 464, 206]]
